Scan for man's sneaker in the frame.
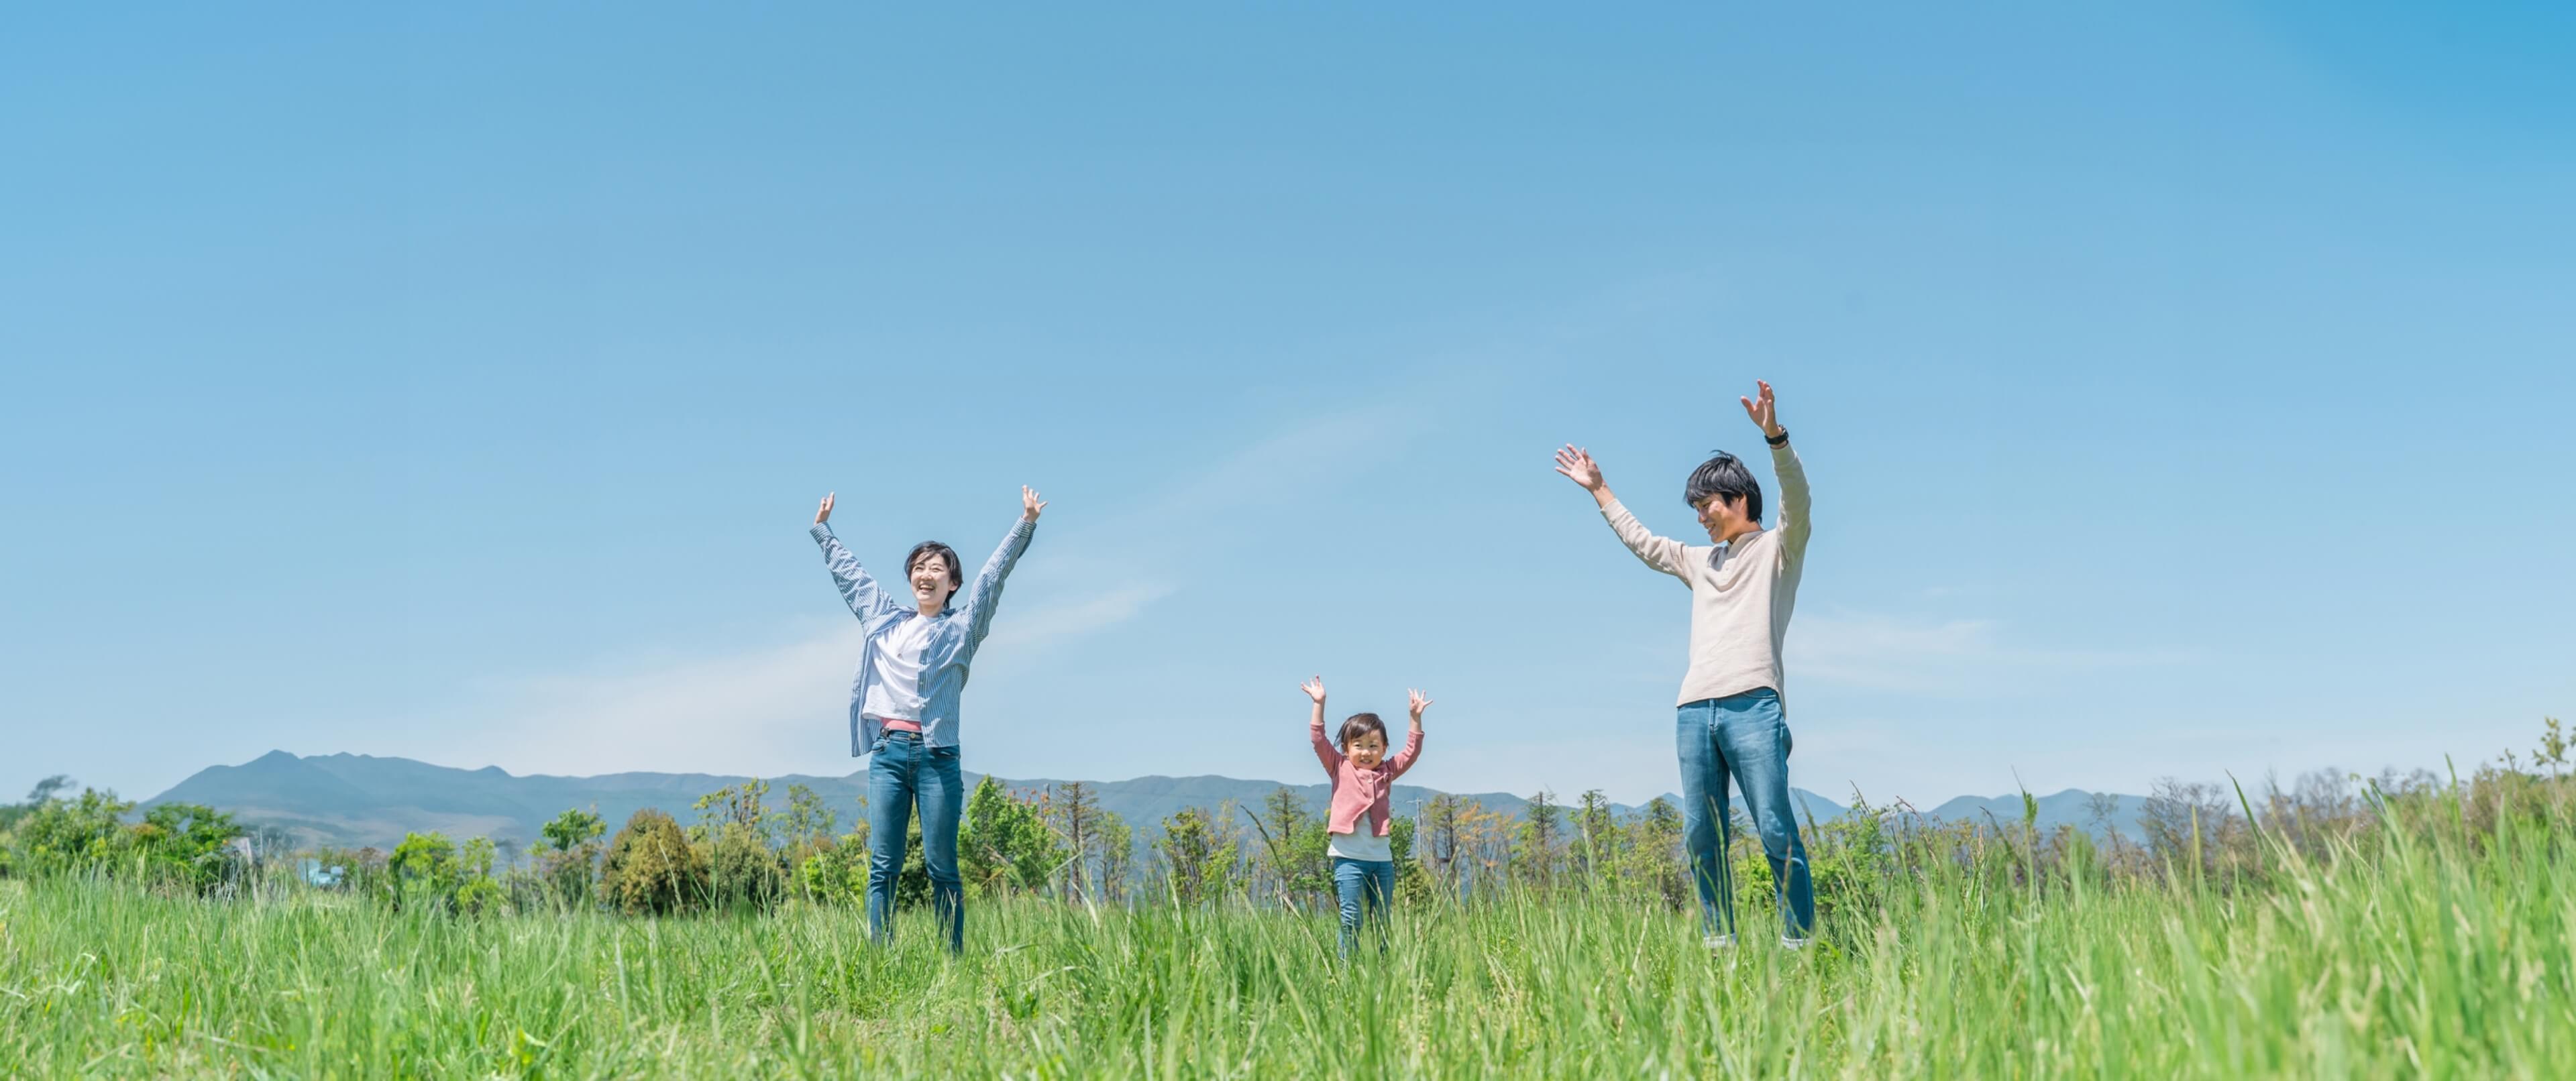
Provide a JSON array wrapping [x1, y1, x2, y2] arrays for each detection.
[[1703, 933, 1737, 951], [1781, 935, 1811, 952]]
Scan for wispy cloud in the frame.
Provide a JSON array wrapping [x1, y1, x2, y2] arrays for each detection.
[[1792, 612, 2189, 693], [439, 403, 1407, 779], [983, 581, 1178, 651], [452, 578, 1183, 779]]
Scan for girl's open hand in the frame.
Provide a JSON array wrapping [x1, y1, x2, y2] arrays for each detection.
[[1021, 486, 1048, 522], [1407, 688, 1434, 722], [1299, 676, 1326, 704]]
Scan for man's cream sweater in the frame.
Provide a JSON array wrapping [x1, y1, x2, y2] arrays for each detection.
[[1599, 443, 1811, 707]]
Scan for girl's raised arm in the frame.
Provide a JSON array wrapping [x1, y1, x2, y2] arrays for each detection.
[[1389, 688, 1430, 777], [1301, 677, 1341, 771]]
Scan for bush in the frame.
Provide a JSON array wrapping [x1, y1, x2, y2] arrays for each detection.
[[703, 828, 787, 911], [961, 778, 1064, 899], [537, 807, 607, 907], [137, 803, 248, 896], [16, 789, 136, 872], [384, 832, 460, 911], [600, 809, 707, 916]]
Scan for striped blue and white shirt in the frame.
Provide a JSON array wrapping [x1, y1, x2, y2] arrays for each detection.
[[812, 518, 1036, 755]]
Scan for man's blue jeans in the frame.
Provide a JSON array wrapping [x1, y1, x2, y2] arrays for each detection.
[[1677, 688, 1815, 943], [867, 731, 964, 953], [1331, 856, 1395, 958]]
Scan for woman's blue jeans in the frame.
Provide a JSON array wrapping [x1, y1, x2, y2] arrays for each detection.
[[1331, 856, 1395, 958], [867, 731, 964, 953], [1677, 688, 1815, 943]]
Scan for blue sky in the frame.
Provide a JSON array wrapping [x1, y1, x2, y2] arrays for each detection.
[[5, 3, 2571, 810]]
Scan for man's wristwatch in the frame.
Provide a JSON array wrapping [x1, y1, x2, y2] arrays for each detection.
[[1765, 428, 1790, 447]]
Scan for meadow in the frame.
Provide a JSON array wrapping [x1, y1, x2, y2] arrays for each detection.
[[6, 766, 2572, 1079]]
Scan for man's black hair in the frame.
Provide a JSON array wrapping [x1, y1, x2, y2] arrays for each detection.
[[905, 540, 965, 598], [1683, 452, 1764, 524]]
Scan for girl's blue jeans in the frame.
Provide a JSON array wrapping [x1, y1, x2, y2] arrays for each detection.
[[1331, 856, 1396, 958]]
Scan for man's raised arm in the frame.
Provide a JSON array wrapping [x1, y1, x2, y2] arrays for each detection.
[[1555, 444, 1687, 577], [1742, 380, 1811, 561]]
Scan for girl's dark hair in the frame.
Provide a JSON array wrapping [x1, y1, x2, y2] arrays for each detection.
[[905, 541, 965, 595], [1338, 712, 1388, 752], [1683, 451, 1764, 524]]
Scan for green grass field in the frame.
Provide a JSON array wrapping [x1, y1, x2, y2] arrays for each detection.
[[7, 788, 2572, 1080]]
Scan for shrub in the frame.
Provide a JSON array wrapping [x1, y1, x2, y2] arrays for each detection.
[[136, 803, 248, 896], [600, 809, 707, 916], [385, 832, 460, 911], [961, 777, 1064, 899], [16, 789, 136, 872], [702, 828, 787, 911]]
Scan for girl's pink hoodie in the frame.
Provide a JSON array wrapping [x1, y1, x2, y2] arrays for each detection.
[[1311, 717, 1423, 838]]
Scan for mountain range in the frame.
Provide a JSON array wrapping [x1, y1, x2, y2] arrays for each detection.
[[146, 751, 2149, 852]]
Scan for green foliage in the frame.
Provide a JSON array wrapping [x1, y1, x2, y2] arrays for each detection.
[[2538, 716, 2569, 775], [16, 768, 2576, 1078], [6, 788, 245, 894], [780, 784, 838, 852], [689, 781, 786, 911], [536, 807, 608, 907], [15, 789, 136, 872], [384, 832, 463, 912], [1154, 805, 1235, 905], [960, 777, 1063, 898], [134, 803, 247, 896], [796, 830, 867, 905], [539, 807, 605, 853], [1513, 788, 1562, 888], [1389, 816, 1433, 902], [1248, 786, 1329, 905], [599, 809, 706, 916]]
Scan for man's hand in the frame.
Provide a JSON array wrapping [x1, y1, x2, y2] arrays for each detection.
[[814, 492, 835, 525], [1740, 380, 1784, 439], [1021, 486, 1048, 523], [1407, 688, 1433, 725], [1552, 445, 1606, 492], [1299, 676, 1327, 704]]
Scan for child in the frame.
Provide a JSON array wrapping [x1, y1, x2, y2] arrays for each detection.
[[1299, 676, 1428, 958]]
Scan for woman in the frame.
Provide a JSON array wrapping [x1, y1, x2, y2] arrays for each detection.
[[811, 484, 1044, 952]]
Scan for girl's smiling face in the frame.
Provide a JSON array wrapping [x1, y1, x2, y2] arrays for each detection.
[[1344, 730, 1389, 769]]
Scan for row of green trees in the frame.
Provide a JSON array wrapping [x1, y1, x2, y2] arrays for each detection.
[[0, 776, 248, 895], [9, 717, 2565, 925]]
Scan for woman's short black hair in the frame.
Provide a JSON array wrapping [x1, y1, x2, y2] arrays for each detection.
[[1683, 451, 1764, 524], [1338, 712, 1388, 752], [905, 541, 965, 595]]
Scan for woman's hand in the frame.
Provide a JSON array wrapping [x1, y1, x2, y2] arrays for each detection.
[[814, 492, 835, 525], [1407, 688, 1433, 726], [1299, 676, 1327, 704], [1022, 486, 1048, 523]]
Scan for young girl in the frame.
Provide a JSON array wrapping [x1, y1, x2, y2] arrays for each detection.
[[1298, 676, 1428, 958]]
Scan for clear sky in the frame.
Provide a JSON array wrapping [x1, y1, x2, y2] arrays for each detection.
[[5, 3, 2570, 810]]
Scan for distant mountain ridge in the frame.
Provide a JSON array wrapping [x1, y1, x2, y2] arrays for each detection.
[[148, 752, 2146, 850]]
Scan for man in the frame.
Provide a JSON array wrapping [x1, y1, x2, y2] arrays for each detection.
[[1554, 380, 1813, 948], [811, 484, 1044, 952]]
